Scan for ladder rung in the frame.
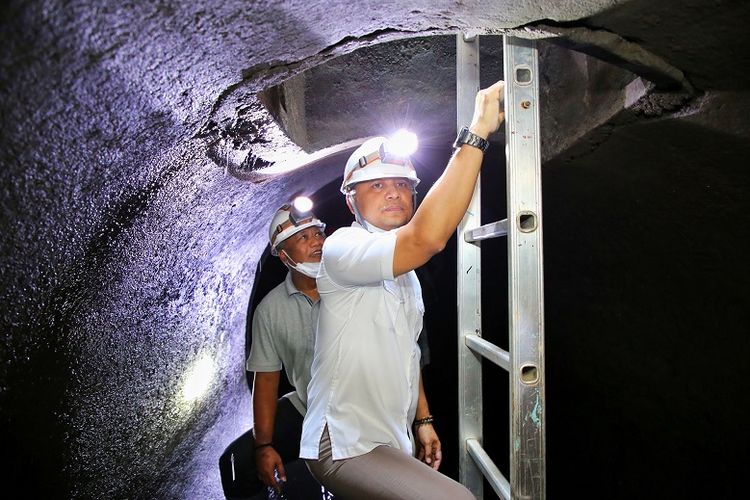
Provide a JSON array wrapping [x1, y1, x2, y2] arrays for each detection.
[[464, 219, 508, 243], [465, 334, 510, 372], [467, 438, 511, 500]]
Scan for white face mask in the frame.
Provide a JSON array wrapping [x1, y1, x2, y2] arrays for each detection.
[[291, 261, 321, 279], [282, 250, 321, 278]]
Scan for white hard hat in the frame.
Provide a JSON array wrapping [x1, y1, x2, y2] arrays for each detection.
[[267, 204, 326, 256], [340, 136, 420, 194]]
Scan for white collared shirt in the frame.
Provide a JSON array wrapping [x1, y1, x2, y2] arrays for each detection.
[[300, 221, 424, 460]]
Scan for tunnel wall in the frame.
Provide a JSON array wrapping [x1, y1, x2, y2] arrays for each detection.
[[0, 2, 348, 492]]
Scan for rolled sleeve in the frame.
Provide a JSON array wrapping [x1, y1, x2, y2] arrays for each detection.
[[323, 227, 396, 286]]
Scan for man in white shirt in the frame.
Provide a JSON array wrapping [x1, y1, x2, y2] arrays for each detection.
[[300, 80, 505, 499]]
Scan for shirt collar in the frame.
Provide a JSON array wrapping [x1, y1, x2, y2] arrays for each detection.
[[284, 271, 320, 304], [284, 271, 302, 296], [351, 220, 391, 233]]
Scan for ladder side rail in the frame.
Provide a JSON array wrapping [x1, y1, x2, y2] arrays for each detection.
[[456, 33, 484, 499], [504, 35, 547, 500], [467, 439, 512, 500]]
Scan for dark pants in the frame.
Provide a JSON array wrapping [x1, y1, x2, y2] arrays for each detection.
[[219, 398, 320, 499]]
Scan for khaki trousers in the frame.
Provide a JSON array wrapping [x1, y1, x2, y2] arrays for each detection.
[[306, 427, 475, 500]]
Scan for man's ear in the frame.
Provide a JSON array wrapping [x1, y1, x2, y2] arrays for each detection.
[[277, 248, 289, 266], [345, 193, 356, 215]]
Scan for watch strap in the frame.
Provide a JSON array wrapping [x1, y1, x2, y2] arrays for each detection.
[[453, 126, 489, 154]]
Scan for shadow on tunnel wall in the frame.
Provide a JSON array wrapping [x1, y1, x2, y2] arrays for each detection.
[[2, 313, 71, 496]]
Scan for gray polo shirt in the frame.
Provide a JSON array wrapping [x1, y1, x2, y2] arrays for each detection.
[[246, 272, 317, 416]]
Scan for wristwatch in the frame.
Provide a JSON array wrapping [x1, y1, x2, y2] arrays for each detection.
[[453, 126, 489, 154]]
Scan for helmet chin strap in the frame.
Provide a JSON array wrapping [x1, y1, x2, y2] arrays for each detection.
[[348, 194, 385, 233], [281, 249, 299, 268], [347, 191, 417, 233]]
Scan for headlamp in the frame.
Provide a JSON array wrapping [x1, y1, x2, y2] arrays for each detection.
[[289, 196, 314, 226], [357, 141, 412, 170], [273, 199, 319, 242], [341, 132, 420, 195], [268, 198, 325, 256]]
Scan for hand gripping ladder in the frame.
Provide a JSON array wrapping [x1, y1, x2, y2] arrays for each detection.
[[456, 34, 546, 500]]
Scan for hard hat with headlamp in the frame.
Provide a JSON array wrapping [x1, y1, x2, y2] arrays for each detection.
[[268, 199, 326, 256], [340, 135, 421, 194]]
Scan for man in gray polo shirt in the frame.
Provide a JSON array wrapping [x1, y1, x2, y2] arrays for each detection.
[[220, 202, 326, 498]]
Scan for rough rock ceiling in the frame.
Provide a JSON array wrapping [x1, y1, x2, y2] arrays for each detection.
[[1, 0, 749, 498]]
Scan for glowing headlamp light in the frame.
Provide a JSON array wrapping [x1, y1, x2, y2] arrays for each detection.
[[289, 196, 314, 226], [272, 196, 320, 247], [357, 129, 418, 169]]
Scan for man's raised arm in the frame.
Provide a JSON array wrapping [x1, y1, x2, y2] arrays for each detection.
[[393, 80, 505, 277]]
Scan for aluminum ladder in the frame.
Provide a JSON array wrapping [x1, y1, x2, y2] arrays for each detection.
[[456, 34, 546, 500]]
